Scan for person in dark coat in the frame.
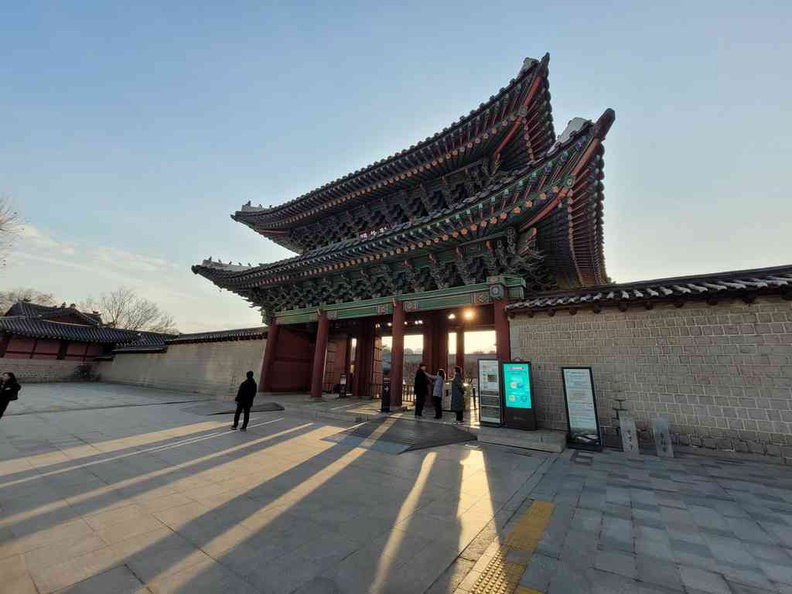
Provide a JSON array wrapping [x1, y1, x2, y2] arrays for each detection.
[[451, 366, 466, 424], [0, 372, 21, 419], [413, 363, 435, 417], [232, 371, 257, 431]]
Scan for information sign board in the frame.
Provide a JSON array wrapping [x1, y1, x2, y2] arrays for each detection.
[[501, 361, 537, 430], [477, 359, 502, 426], [561, 367, 602, 450], [503, 363, 532, 409]]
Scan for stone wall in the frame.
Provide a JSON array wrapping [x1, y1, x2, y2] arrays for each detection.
[[0, 359, 93, 383], [509, 296, 792, 458], [96, 339, 266, 400]]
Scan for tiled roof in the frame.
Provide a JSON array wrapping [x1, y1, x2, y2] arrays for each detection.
[[5, 302, 102, 325], [112, 343, 168, 354], [193, 109, 614, 291], [0, 316, 166, 344], [166, 327, 267, 345], [506, 265, 792, 313], [232, 55, 552, 230]]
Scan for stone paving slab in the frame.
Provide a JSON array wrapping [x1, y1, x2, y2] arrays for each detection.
[[507, 449, 792, 594], [0, 383, 553, 593], [4, 382, 209, 416], [330, 417, 477, 452]]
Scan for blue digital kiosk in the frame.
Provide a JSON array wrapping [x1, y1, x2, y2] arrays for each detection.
[[501, 361, 537, 430]]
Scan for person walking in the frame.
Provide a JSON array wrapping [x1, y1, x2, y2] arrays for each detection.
[[451, 366, 466, 424], [432, 369, 446, 419], [413, 363, 433, 417], [0, 372, 21, 419], [232, 371, 257, 431]]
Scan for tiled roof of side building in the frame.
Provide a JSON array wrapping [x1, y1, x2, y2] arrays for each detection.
[[5, 301, 102, 325], [166, 327, 267, 345], [0, 316, 168, 344], [506, 265, 792, 313]]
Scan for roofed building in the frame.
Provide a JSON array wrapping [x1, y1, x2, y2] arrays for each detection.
[[0, 301, 166, 362], [193, 54, 615, 403]]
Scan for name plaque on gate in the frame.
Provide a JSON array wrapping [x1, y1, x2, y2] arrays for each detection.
[[477, 359, 502, 425], [561, 367, 602, 450]]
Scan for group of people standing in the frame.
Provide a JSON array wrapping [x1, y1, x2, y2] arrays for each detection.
[[413, 363, 466, 423]]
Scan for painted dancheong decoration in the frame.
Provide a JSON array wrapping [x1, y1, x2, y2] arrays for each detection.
[[191, 54, 615, 323]]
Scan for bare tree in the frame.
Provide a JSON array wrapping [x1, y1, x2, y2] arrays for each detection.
[[0, 198, 19, 267], [81, 287, 177, 333], [0, 288, 58, 314]]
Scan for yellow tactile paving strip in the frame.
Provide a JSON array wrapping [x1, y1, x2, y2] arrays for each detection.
[[469, 500, 555, 594]]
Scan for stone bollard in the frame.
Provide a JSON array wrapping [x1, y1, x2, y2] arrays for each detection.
[[652, 418, 674, 458], [619, 416, 640, 457]]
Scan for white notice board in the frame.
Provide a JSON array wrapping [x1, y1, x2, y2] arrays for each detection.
[[478, 359, 502, 425], [561, 367, 602, 449]]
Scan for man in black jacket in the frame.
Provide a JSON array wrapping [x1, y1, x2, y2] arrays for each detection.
[[233, 371, 257, 431], [413, 363, 430, 417]]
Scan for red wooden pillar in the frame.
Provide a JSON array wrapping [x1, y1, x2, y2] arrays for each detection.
[[353, 320, 373, 397], [310, 311, 330, 400], [437, 314, 449, 373], [422, 314, 434, 368], [494, 299, 511, 362], [455, 328, 465, 371], [259, 320, 280, 392], [390, 301, 405, 407]]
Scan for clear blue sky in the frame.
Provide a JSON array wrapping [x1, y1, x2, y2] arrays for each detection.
[[2, 1, 790, 332]]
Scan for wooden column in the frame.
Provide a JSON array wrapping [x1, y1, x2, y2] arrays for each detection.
[[259, 320, 280, 392], [390, 301, 405, 407], [422, 314, 434, 368], [310, 311, 330, 400], [455, 328, 465, 371], [437, 314, 449, 373], [353, 321, 373, 397], [494, 299, 511, 362]]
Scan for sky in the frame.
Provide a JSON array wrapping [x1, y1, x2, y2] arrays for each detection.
[[1, 1, 790, 333]]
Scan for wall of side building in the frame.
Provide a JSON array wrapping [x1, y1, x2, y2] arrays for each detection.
[[96, 339, 266, 400], [510, 297, 792, 457]]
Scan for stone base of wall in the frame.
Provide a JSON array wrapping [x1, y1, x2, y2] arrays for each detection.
[[0, 359, 97, 383], [600, 425, 792, 463]]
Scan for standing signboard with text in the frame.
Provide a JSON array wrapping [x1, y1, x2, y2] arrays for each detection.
[[477, 359, 502, 426], [501, 361, 537, 430], [561, 367, 602, 450]]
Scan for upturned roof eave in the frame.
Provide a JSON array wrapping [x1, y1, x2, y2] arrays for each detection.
[[230, 55, 551, 229], [192, 109, 612, 291]]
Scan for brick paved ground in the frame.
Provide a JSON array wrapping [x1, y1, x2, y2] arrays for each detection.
[[501, 449, 792, 594], [4, 385, 792, 593], [0, 384, 551, 593]]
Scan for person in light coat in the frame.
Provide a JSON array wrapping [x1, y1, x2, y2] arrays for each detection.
[[432, 369, 445, 419]]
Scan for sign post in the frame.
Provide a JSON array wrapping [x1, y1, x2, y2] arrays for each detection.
[[477, 359, 502, 426], [501, 361, 537, 430], [561, 367, 602, 450], [338, 372, 348, 398]]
